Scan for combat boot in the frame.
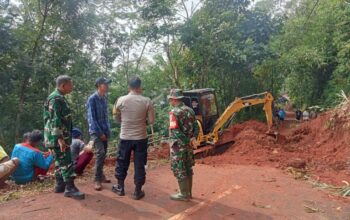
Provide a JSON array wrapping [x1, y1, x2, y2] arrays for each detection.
[[64, 180, 85, 200], [112, 179, 125, 196], [54, 176, 66, 193], [132, 184, 145, 200], [170, 178, 190, 202]]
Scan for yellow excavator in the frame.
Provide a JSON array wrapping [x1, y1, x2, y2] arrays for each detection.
[[182, 89, 274, 155]]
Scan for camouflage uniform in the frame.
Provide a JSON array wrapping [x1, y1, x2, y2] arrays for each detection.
[[44, 89, 75, 182], [169, 103, 199, 181]]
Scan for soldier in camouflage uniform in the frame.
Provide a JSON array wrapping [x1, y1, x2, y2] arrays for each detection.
[[44, 75, 85, 200], [168, 89, 199, 201]]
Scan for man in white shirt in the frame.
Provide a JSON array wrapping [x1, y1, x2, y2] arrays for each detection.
[[303, 109, 310, 121], [112, 76, 155, 200]]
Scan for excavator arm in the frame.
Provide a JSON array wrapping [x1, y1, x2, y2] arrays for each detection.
[[197, 92, 274, 145]]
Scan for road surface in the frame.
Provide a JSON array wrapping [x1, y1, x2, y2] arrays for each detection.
[[0, 164, 349, 220]]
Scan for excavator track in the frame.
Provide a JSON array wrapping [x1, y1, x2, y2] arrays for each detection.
[[194, 140, 234, 159]]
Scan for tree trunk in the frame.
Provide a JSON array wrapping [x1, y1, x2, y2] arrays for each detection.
[[14, 0, 51, 141], [135, 37, 149, 73]]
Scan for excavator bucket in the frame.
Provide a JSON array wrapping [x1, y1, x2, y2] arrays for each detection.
[[266, 130, 279, 138], [194, 142, 234, 158], [193, 129, 234, 158]]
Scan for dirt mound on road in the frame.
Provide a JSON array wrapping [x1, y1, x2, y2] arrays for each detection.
[[199, 113, 350, 185], [148, 142, 170, 160]]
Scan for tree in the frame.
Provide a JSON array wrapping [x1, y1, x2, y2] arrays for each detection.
[[255, 0, 346, 108]]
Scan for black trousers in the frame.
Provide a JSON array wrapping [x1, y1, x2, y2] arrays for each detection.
[[115, 138, 148, 186]]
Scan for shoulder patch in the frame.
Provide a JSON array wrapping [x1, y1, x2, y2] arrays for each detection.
[[169, 111, 179, 129]]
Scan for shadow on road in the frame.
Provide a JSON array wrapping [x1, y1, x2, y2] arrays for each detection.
[[82, 193, 162, 219]]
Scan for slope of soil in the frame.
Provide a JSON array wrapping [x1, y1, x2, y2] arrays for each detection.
[[199, 114, 350, 186]]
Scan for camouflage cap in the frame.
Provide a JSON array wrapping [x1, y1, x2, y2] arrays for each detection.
[[167, 89, 184, 100]]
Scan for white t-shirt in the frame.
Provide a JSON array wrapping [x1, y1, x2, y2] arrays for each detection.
[[303, 111, 310, 120]]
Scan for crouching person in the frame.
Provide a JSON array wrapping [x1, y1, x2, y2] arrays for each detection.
[[0, 146, 19, 187], [11, 130, 53, 184], [167, 89, 199, 201], [71, 128, 93, 175]]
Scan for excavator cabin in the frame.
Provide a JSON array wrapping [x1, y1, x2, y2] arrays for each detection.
[[183, 88, 219, 135]]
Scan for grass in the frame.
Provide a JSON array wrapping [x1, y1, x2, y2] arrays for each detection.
[[286, 167, 309, 180], [326, 90, 350, 130], [308, 180, 350, 197], [0, 179, 54, 203], [286, 167, 350, 198]]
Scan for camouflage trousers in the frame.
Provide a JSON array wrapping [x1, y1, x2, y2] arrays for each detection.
[[170, 142, 195, 181], [52, 147, 76, 182]]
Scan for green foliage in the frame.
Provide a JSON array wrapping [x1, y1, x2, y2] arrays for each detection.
[[1, 0, 350, 151], [255, 0, 349, 109], [175, 0, 279, 110]]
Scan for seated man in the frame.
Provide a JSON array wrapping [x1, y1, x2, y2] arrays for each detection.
[[11, 130, 53, 184], [0, 146, 19, 187], [191, 99, 200, 115], [71, 128, 93, 175]]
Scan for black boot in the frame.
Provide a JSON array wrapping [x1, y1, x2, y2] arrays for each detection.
[[54, 176, 66, 193], [112, 179, 125, 196], [132, 184, 145, 200], [64, 180, 85, 200]]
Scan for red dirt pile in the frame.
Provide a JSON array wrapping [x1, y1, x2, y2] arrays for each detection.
[[148, 142, 170, 160], [199, 113, 350, 186]]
